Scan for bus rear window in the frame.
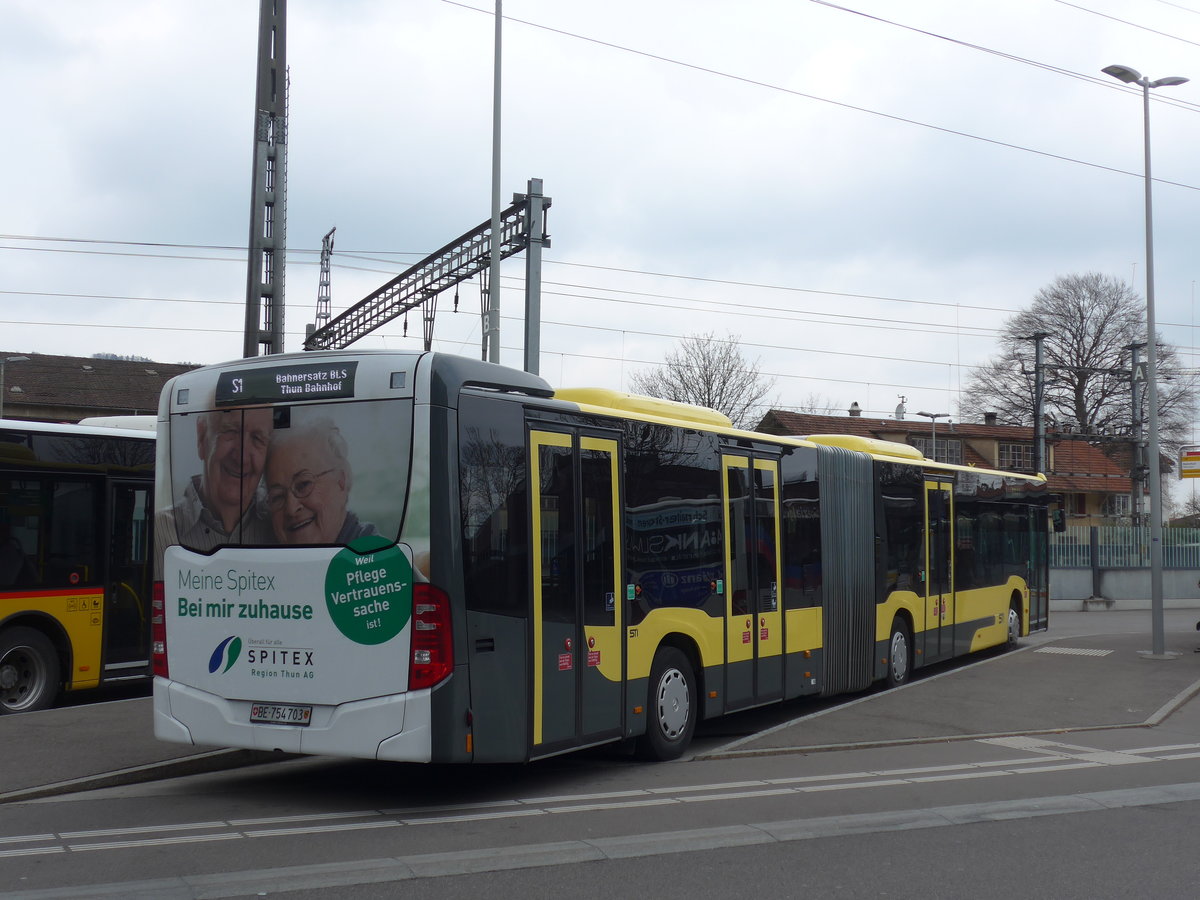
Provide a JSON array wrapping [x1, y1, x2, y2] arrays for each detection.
[[158, 400, 412, 551]]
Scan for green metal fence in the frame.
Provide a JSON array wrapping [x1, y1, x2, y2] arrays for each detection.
[[1049, 525, 1200, 569]]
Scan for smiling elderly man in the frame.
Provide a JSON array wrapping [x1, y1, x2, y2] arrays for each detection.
[[161, 407, 275, 551]]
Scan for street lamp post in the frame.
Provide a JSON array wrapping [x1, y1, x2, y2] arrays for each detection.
[[0, 356, 29, 420], [916, 411, 950, 462], [1102, 63, 1189, 658]]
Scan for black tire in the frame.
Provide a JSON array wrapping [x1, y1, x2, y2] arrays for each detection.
[[1006, 602, 1022, 650], [0, 627, 60, 714], [885, 618, 911, 688], [636, 646, 696, 761]]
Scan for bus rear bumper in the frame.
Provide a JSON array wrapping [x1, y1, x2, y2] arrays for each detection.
[[153, 679, 432, 762]]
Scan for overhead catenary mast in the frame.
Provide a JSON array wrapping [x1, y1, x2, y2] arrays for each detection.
[[485, 0, 503, 363], [307, 227, 335, 341], [303, 180, 550, 357], [243, 0, 288, 358]]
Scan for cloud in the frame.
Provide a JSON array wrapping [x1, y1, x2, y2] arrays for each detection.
[[3, 0, 1199, 443]]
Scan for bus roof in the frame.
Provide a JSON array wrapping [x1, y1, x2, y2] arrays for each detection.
[[77, 415, 157, 432], [0, 418, 156, 440]]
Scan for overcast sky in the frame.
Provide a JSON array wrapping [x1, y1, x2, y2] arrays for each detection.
[[6, 0, 1200, 432]]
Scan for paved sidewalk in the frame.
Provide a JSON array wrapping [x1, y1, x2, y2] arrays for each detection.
[[706, 628, 1200, 757], [0, 696, 272, 803]]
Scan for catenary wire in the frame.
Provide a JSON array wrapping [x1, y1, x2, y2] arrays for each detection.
[[442, 0, 1200, 192]]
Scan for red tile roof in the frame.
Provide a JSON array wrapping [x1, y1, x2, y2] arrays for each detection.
[[0, 351, 196, 421]]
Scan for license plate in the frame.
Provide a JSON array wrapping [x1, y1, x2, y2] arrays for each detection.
[[249, 702, 312, 726]]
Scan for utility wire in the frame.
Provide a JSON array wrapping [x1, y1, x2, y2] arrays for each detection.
[[0, 236, 1023, 318], [0, 235, 1027, 317], [0, 281, 1009, 340], [1152, 0, 1200, 15], [12, 245, 1200, 341], [443, 0, 1200, 192], [815, 0, 1200, 113], [1053, 0, 1200, 47], [0, 314, 960, 396]]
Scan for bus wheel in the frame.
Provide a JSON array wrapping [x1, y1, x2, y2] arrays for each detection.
[[0, 627, 59, 714], [636, 647, 696, 761], [886, 619, 911, 688], [1006, 603, 1021, 650]]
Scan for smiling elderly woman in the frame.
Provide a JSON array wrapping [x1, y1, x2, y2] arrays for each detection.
[[264, 418, 378, 545]]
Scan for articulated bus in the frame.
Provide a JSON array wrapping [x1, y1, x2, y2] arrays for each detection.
[[152, 351, 1049, 762], [0, 419, 156, 713]]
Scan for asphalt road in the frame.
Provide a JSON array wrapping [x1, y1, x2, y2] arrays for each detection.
[[2, 608, 1199, 899]]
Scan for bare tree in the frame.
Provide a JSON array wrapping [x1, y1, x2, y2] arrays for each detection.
[[630, 332, 775, 431], [959, 272, 1197, 455], [792, 392, 840, 415]]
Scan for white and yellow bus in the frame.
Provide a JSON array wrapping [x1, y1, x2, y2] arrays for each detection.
[[152, 350, 1049, 762]]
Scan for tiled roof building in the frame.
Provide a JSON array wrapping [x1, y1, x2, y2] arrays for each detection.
[[0, 352, 196, 422]]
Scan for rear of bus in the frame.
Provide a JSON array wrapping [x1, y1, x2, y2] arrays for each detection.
[[153, 351, 456, 761]]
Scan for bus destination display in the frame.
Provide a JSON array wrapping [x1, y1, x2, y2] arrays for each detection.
[[216, 362, 358, 406]]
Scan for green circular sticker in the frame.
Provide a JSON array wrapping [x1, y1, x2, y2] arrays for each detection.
[[324, 536, 412, 645]]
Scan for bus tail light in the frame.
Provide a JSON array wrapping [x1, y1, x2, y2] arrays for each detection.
[[152, 581, 169, 678], [409, 583, 452, 691]]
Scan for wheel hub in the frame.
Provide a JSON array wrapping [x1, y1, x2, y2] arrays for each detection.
[[657, 669, 690, 739]]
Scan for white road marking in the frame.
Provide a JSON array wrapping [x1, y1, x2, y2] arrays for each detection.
[[67, 832, 241, 852], [244, 820, 403, 838], [14, 783, 1200, 897], [7, 737, 1200, 857], [0, 847, 64, 859], [228, 809, 382, 826], [58, 821, 227, 839]]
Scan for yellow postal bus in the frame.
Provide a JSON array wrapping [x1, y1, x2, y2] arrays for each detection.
[[0, 419, 155, 712]]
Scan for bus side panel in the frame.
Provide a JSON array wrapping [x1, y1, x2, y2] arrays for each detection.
[[780, 447, 824, 700], [873, 590, 922, 682], [455, 393, 533, 761], [955, 584, 1012, 653], [464, 610, 528, 760], [1, 589, 103, 692], [952, 480, 1047, 648], [622, 423, 725, 724], [786, 643, 823, 697], [426, 402, 473, 763], [625, 607, 723, 723]]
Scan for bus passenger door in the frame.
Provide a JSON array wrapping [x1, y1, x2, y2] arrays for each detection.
[[530, 429, 624, 754], [722, 454, 784, 710], [923, 480, 954, 663], [104, 481, 152, 674]]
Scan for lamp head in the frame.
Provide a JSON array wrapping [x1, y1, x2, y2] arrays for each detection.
[[1150, 75, 1189, 88], [1102, 64, 1143, 84]]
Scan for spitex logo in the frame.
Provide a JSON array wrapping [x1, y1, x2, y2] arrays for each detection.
[[208, 636, 242, 674]]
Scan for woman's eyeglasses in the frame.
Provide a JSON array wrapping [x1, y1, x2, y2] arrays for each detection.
[[266, 468, 336, 510]]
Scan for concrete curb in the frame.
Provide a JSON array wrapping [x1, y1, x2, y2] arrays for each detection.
[[0, 749, 287, 805]]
